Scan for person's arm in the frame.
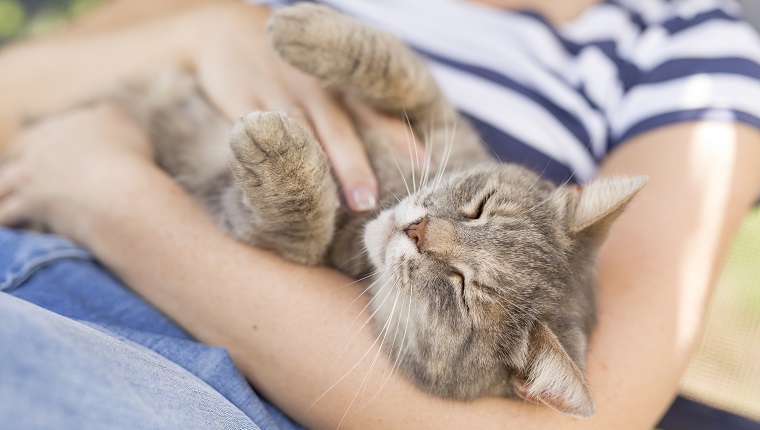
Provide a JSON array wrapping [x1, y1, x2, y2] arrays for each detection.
[[0, 2, 387, 211], [59, 0, 224, 37], [0, 0, 221, 142], [0, 2, 264, 146], [4, 102, 759, 428]]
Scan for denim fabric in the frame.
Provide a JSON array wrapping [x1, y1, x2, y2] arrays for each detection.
[[0, 228, 302, 430]]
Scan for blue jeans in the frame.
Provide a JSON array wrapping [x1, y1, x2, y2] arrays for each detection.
[[0, 228, 302, 430]]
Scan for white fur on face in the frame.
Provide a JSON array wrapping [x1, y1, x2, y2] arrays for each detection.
[[363, 197, 427, 270]]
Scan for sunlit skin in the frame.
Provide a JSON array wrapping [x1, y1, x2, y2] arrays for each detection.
[[1, 1, 760, 429]]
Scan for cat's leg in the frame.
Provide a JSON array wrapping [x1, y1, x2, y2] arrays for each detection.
[[267, 4, 490, 168], [267, 4, 442, 122], [222, 111, 338, 265]]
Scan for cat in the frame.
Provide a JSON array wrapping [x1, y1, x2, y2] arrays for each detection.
[[113, 3, 647, 418]]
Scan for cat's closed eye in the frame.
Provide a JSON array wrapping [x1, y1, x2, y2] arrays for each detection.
[[449, 269, 468, 307], [465, 191, 495, 220]]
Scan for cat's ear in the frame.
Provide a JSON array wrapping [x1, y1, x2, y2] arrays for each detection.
[[513, 322, 595, 418], [564, 176, 648, 238]]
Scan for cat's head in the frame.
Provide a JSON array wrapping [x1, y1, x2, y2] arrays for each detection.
[[363, 164, 646, 418]]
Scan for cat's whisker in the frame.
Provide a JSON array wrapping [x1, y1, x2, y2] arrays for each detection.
[[335, 278, 405, 427], [337, 267, 402, 360], [339, 270, 389, 316], [306, 312, 391, 415], [375, 276, 408, 387], [333, 267, 386, 293], [384, 187, 402, 204], [371, 270, 414, 400], [521, 160, 552, 199], [401, 108, 419, 194], [517, 168, 577, 217], [359, 287, 409, 408], [388, 148, 411, 197], [425, 126, 436, 188], [433, 115, 456, 191], [431, 119, 448, 191], [327, 280, 396, 392], [341, 272, 396, 338], [420, 117, 435, 190], [353, 285, 402, 403], [337, 248, 371, 272]]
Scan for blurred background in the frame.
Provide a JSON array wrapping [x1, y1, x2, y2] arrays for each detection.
[[0, 0, 103, 42], [1, 0, 758, 426]]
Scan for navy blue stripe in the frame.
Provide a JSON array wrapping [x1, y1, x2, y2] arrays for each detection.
[[412, 46, 595, 156], [662, 9, 739, 34], [658, 396, 760, 430], [603, 0, 647, 30], [613, 109, 760, 149], [512, 10, 583, 55], [583, 40, 642, 95], [462, 112, 579, 185], [636, 58, 760, 88]]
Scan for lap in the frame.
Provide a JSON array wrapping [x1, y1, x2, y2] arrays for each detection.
[[0, 228, 300, 430]]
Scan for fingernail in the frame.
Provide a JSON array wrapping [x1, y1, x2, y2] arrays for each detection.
[[351, 186, 377, 212]]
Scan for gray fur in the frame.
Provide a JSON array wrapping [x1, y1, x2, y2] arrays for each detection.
[[113, 4, 647, 418]]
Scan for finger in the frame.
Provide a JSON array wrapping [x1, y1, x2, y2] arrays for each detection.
[[206, 78, 262, 123], [0, 196, 26, 227], [302, 91, 378, 213], [259, 91, 315, 133], [0, 162, 20, 201], [344, 95, 426, 165]]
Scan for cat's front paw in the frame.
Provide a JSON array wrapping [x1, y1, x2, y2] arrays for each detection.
[[266, 4, 358, 83], [229, 111, 314, 180], [267, 3, 441, 118], [228, 111, 338, 265]]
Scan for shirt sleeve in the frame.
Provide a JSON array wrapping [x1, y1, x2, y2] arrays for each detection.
[[242, 0, 299, 8], [606, 2, 760, 150]]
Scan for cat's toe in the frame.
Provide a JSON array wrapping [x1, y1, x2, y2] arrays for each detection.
[[229, 111, 310, 167], [266, 4, 349, 80]]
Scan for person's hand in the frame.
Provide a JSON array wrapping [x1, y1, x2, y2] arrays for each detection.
[[0, 103, 154, 239], [176, 3, 414, 212]]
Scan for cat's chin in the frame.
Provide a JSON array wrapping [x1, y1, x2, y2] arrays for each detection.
[[363, 209, 396, 268]]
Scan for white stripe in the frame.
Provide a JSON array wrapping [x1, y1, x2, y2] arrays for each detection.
[[610, 73, 760, 137], [674, 0, 742, 21], [320, 0, 607, 159], [431, 64, 597, 181], [630, 20, 760, 70], [562, 3, 641, 50], [575, 47, 623, 157], [612, 0, 669, 23], [612, 0, 740, 24], [322, 0, 571, 77], [328, 0, 571, 69]]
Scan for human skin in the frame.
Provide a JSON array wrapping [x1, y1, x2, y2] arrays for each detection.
[[2, 100, 760, 430], [0, 0, 400, 212], [3, 0, 760, 428]]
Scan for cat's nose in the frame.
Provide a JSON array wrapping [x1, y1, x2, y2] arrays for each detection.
[[404, 216, 429, 249]]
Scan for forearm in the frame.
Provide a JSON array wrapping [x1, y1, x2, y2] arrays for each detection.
[[0, 1, 271, 147], [578, 121, 760, 426], [71, 150, 534, 429], [0, 20, 187, 144], [60, 0, 227, 38], [71, 122, 760, 430]]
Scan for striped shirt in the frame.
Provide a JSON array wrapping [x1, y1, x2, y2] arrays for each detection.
[[252, 0, 760, 184]]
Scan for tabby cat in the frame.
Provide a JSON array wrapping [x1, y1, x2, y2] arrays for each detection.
[[115, 3, 647, 418]]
